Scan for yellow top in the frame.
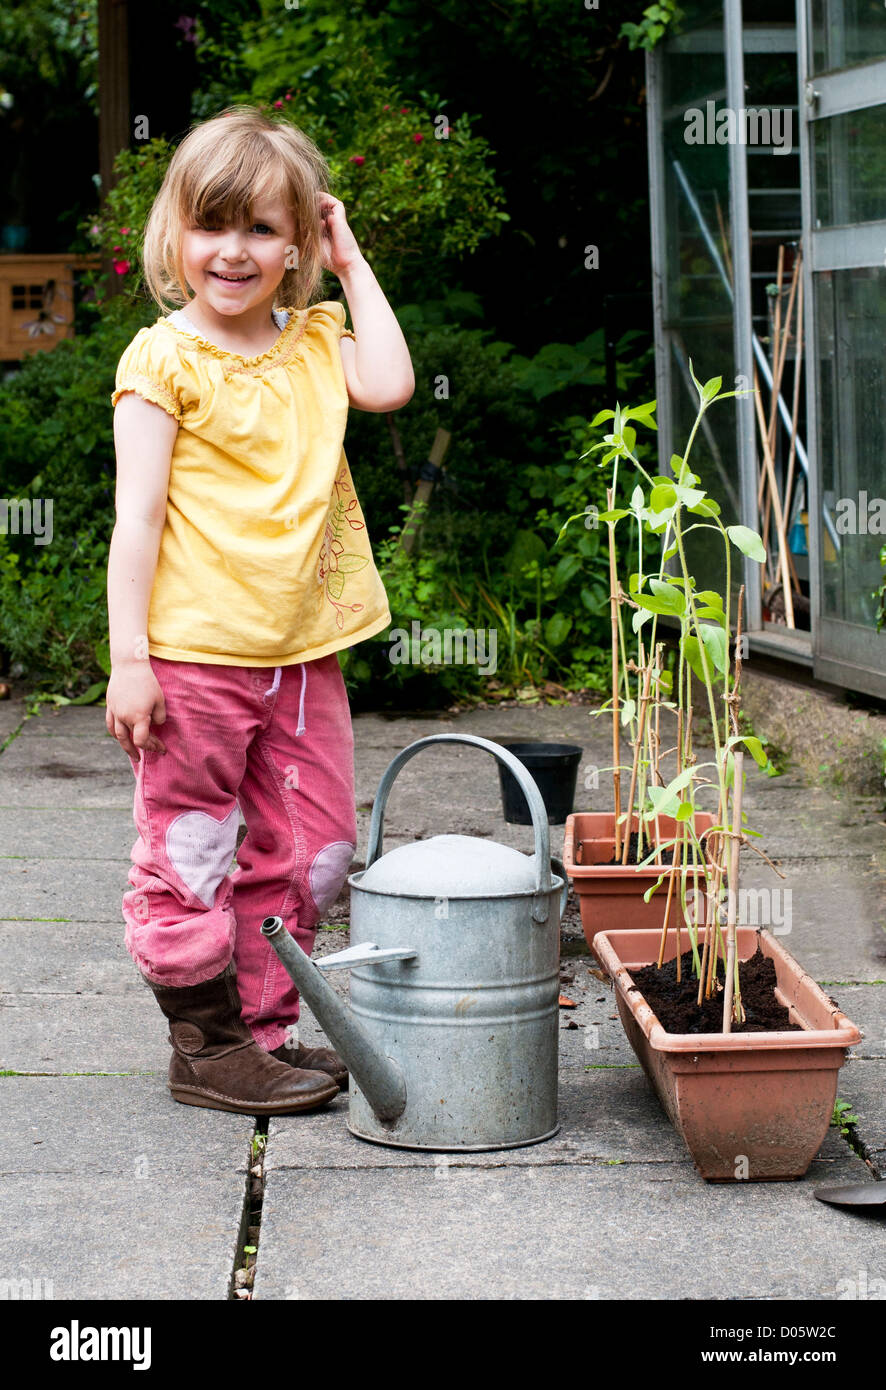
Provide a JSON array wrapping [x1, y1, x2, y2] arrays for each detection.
[[111, 300, 391, 666]]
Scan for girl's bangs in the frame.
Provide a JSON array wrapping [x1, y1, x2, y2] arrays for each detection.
[[186, 144, 291, 229]]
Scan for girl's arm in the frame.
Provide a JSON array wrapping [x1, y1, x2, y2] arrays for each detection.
[[105, 392, 178, 757], [318, 193, 414, 413]]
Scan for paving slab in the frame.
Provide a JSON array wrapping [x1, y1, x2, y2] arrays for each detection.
[[2, 698, 885, 1304], [253, 1138, 880, 1302], [838, 1057, 886, 1177], [0, 1076, 250, 1300], [0, 920, 139, 995], [0, 856, 131, 921], [0, 993, 169, 1073], [0, 807, 136, 860], [14, 705, 114, 739]]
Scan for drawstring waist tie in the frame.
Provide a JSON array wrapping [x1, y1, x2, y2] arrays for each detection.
[[263, 663, 307, 736]]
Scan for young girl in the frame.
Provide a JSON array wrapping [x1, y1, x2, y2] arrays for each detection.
[[106, 106, 413, 1116]]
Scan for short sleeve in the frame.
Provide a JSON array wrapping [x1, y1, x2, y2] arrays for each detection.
[[307, 299, 356, 343], [111, 325, 190, 421]]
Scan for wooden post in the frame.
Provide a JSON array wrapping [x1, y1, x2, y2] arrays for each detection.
[[398, 428, 451, 555], [98, 0, 130, 296]]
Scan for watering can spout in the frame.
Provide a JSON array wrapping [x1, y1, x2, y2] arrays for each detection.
[[260, 917, 408, 1124]]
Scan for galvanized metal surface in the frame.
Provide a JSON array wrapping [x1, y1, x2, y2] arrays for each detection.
[[264, 734, 565, 1152], [348, 734, 563, 1150], [346, 882, 561, 1151], [260, 917, 408, 1124]]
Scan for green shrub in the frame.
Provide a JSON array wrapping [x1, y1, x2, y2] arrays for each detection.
[[0, 526, 110, 692]]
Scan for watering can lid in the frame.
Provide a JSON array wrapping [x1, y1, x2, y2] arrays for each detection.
[[357, 833, 538, 897]]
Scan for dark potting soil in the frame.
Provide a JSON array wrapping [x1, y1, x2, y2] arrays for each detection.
[[628, 944, 802, 1034], [606, 831, 644, 866]]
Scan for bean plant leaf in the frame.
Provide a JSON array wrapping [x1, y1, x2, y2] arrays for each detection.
[[632, 606, 651, 633], [643, 873, 667, 903], [702, 375, 723, 402], [650, 482, 677, 512], [726, 524, 766, 563], [681, 634, 705, 683], [725, 732, 768, 767], [674, 485, 706, 507], [644, 765, 697, 818], [698, 623, 728, 674], [631, 575, 685, 616]]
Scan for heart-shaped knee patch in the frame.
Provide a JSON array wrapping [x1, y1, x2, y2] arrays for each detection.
[[309, 840, 356, 914], [165, 807, 240, 908]]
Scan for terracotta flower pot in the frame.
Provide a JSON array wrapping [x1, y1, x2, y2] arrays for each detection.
[[563, 811, 716, 957], [594, 926, 862, 1182]]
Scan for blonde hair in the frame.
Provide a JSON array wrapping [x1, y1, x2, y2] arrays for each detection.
[[142, 105, 330, 312]]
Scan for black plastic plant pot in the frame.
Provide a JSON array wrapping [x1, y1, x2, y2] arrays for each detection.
[[496, 742, 583, 825]]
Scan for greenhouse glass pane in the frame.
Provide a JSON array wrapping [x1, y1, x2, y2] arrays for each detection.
[[813, 104, 886, 226], [815, 266, 886, 625]]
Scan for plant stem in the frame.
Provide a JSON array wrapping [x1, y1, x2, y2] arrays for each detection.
[[621, 658, 653, 865], [607, 487, 622, 858], [723, 751, 745, 1032]]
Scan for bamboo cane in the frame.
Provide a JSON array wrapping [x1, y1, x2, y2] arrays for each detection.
[[607, 488, 622, 858], [621, 658, 653, 866], [766, 244, 785, 464], [758, 251, 799, 522], [723, 751, 745, 1032], [697, 828, 719, 1006], [656, 825, 681, 969], [753, 368, 796, 628], [653, 642, 664, 861], [761, 254, 801, 575], [782, 265, 805, 546]]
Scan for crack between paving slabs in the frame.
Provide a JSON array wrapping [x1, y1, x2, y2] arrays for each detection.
[[230, 1117, 268, 1300]]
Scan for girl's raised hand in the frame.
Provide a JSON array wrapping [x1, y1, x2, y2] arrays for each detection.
[[317, 193, 364, 277]]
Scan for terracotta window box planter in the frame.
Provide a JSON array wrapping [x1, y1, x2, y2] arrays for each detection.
[[594, 926, 862, 1182], [563, 811, 716, 957]]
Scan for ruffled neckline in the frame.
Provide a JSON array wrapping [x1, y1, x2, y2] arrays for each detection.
[[160, 305, 305, 367]]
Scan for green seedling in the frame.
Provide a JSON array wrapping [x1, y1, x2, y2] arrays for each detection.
[[831, 1099, 860, 1136]]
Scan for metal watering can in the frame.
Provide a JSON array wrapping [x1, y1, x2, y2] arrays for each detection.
[[261, 734, 567, 1151]]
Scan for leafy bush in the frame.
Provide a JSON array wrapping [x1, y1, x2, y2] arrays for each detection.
[[0, 296, 152, 560], [0, 295, 153, 690], [0, 526, 110, 692]]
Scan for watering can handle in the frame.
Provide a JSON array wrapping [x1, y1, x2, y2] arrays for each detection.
[[364, 734, 558, 920]]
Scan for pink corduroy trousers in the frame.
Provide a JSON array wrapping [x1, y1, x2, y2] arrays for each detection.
[[122, 653, 357, 1051]]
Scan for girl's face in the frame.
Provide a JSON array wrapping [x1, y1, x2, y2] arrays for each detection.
[[181, 193, 297, 316]]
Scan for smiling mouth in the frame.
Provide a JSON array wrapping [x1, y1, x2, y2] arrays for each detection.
[[209, 271, 256, 283]]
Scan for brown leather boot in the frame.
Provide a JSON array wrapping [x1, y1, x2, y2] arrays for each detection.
[[145, 964, 340, 1115], [270, 1038, 349, 1089]]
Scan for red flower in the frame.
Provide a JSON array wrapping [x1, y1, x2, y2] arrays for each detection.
[[113, 245, 121, 253], [120, 226, 130, 235], [413, 132, 423, 143], [400, 107, 409, 114], [383, 104, 390, 111], [113, 260, 131, 276], [350, 155, 366, 165], [274, 100, 282, 109]]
